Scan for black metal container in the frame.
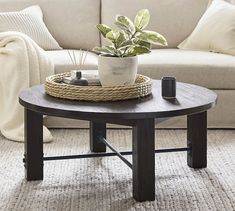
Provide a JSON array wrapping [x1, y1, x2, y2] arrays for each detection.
[[161, 77, 176, 99]]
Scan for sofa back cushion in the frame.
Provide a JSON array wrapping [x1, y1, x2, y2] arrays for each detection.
[[101, 0, 209, 48], [208, 0, 235, 6], [0, 0, 100, 50], [223, 0, 235, 3]]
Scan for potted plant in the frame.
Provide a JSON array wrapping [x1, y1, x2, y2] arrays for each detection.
[[93, 9, 168, 86]]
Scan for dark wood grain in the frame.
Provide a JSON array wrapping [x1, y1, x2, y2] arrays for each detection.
[[24, 108, 43, 181], [187, 111, 207, 168], [132, 119, 155, 201], [19, 80, 217, 121], [90, 121, 106, 152]]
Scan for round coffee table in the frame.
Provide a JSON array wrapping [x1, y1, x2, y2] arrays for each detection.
[[19, 80, 217, 202]]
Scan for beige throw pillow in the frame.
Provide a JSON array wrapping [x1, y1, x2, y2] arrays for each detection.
[[0, 5, 62, 50], [178, 0, 235, 56]]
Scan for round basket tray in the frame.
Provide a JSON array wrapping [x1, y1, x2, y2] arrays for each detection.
[[45, 72, 152, 102]]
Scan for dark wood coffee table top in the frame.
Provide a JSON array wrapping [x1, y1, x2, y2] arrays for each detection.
[[19, 80, 217, 120]]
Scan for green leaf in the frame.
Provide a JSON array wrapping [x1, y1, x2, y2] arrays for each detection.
[[105, 46, 122, 56], [115, 15, 135, 34], [126, 45, 151, 56], [116, 31, 133, 48], [134, 9, 150, 30], [137, 30, 168, 46], [118, 40, 133, 50], [96, 24, 112, 38], [114, 22, 132, 37], [93, 46, 122, 57], [133, 38, 151, 49], [115, 31, 127, 47], [106, 30, 120, 43], [135, 26, 143, 33], [92, 47, 111, 54], [106, 30, 130, 49]]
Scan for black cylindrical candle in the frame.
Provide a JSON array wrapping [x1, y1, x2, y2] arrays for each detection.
[[161, 77, 176, 99]]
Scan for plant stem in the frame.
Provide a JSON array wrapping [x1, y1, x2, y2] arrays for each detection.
[[121, 31, 137, 57]]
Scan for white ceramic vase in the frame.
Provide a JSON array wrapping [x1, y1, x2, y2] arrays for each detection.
[[98, 55, 138, 86]]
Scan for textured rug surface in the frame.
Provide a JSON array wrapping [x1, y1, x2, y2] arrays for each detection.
[[0, 129, 234, 211]]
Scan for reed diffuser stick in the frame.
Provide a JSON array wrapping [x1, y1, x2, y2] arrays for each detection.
[[67, 49, 89, 70], [68, 50, 75, 65]]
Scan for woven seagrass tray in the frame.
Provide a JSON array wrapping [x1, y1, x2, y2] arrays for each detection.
[[45, 72, 152, 102]]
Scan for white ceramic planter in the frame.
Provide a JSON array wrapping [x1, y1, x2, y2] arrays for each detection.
[[98, 55, 138, 86]]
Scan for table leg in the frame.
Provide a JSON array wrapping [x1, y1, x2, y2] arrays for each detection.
[[90, 121, 106, 152], [24, 108, 43, 181], [132, 119, 155, 202], [187, 111, 207, 168]]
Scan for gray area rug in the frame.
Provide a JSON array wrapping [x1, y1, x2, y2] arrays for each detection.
[[0, 129, 234, 211]]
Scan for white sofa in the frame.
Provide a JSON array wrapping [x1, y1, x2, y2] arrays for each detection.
[[1, 0, 235, 128]]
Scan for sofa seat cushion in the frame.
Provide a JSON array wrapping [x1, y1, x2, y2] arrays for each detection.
[[47, 49, 235, 89], [46, 50, 98, 74], [138, 49, 235, 89]]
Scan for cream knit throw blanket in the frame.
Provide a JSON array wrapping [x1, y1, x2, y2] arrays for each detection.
[[0, 32, 54, 142]]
